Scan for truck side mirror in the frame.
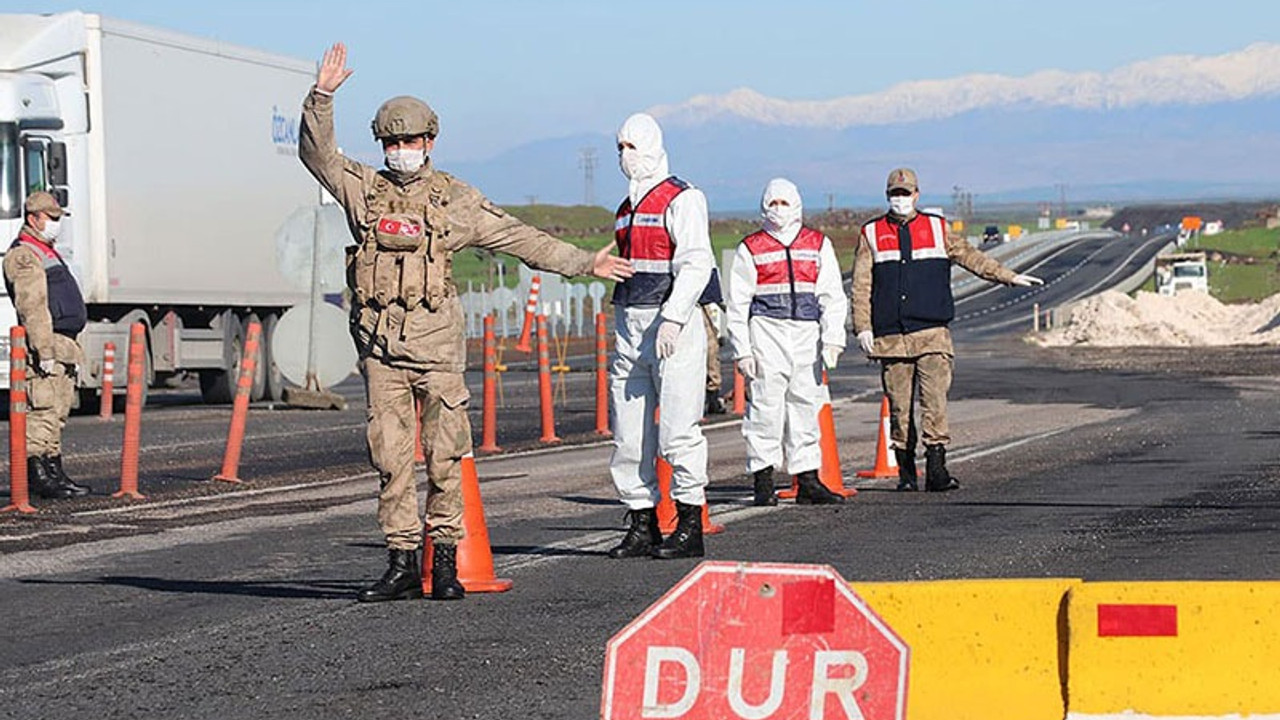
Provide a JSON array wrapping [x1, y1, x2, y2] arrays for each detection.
[[48, 142, 68, 186], [53, 187, 69, 207]]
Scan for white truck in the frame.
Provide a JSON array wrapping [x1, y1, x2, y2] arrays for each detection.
[[0, 11, 320, 403], [1155, 252, 1209, 296]]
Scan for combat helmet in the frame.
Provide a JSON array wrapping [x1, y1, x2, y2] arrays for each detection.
[[371, 96, 439, 140]]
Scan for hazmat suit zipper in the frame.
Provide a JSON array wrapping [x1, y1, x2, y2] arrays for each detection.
[[784, 245, 797, 320]]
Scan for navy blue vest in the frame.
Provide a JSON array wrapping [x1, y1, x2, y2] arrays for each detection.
[[7, 235, 88, 338], [861, 212, 953, 336]]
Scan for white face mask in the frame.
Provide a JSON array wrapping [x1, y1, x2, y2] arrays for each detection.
[[40, 217, 62, 242], [764, 203, 801, 233], [385, 147, 426, 174], [889, 196, 915, 217], [619, 148, 655, 181]]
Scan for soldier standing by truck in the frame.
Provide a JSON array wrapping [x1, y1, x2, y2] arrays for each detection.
[[3, 192, 90, 499], [299, 43, 633, 603]]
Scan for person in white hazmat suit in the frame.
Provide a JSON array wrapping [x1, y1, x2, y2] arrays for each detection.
[[607, 113, 715, 560], [727, 179, 847, 506]]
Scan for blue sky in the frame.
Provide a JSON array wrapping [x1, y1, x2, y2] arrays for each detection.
[[12, 0, 1280, 165]]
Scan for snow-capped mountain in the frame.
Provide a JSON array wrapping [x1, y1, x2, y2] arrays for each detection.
[[448, 44, 1280, 209], [648, 43, 1280, 128]]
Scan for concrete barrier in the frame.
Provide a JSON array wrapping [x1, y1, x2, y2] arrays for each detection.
[[1065, 581, 1280, 719], [855, 578, 1080, 720]]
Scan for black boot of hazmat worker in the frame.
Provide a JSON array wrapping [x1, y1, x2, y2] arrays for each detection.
[[608, 508, 662, 559], [47, 455, 90, 496], [752, 467, 777, 507], [430, 543, 466, 601], [357, 548, 423, 603], [795, 470, 843, 505], [894, 449, 919, 492], [925, 444, 961, 492], [705, 389, 726, 416], [652, 502, 704, 559]]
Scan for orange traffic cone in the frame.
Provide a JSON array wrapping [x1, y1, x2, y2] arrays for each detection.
[[856, 396, 900, 479], [514, 275, 541, 352], [657, 457, 724, 535], [422, 454, 512, 594]]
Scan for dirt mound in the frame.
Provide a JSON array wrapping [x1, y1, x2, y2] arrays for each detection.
[[1104, 202, 1277, 233], [1037, 290, 1280, 347]]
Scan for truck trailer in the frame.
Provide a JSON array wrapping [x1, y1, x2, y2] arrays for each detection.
[[0, 11, 320, 403]]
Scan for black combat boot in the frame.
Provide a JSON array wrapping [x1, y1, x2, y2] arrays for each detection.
[[46, 455, 90, 496], [924, 444, 961, 492], [28, 456, 74, 500], [652, 502, 704, 559], [894, 449, 919, 492], [704, 390, 726, 416], [607, 508, 662, 559], [430, 543, 466, 601], [356, 548, 423, 603], [795, 470, 844, 505], [752, 467, 777, 507]]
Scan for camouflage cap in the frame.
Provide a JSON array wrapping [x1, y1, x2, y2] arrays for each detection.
[[24, 190, 66, 218], [886, 167, 918, 193], [371, 96, 439, 140]]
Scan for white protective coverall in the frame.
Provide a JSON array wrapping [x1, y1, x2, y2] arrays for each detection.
[[727, 178, 847, 475], [610, 113, 714, 509]]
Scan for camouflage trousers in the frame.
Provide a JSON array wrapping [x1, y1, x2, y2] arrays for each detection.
[[702, 305, 721, 393], [881, 352, 953, 449], [361, 359, 472, 551], [26, 363, 74, 457]]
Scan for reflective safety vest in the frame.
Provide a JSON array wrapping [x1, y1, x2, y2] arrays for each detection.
[[742, 226, 825, 322], [861, 211, 953, 336], [6, 233, 86, 338], [613, 176, 720, 308]]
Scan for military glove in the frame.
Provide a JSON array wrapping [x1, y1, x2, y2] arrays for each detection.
[[38, 358, 58, 376], [656, 321, 682, 360], [1011, 274, 1044, 287], [737, 356, 758, 381], [822, 346, 842, 370], [857, 330, 875, 355]]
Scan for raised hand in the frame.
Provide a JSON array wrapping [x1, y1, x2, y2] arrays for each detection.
[[592, 240, 635, 282], [317, 42, 354, 94]]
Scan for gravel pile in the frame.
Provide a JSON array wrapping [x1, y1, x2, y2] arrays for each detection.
[[1037, 290, 1280, 346]]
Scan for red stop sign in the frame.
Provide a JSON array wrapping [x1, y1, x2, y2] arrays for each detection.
[[602, 562, 908, 720]]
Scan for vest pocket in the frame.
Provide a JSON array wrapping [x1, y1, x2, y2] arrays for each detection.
[[371, 251, 403, 308]]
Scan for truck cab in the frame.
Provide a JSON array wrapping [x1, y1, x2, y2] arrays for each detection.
[[0, 70, 72, 390], [1154, 252, 1208, 296]]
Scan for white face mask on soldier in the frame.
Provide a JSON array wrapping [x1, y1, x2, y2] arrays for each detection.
[[385, 147, 425, 173], [889, 196, 915, 217], [40, 217, 62, 242]]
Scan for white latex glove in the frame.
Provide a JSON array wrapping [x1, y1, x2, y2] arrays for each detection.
[[38, 358, 58, 376], [656, 320, 682, 360], [822, 346, 841, 370], [857, 330, 875, 355], [737, 356, 757, 381], [1011, 274, 1044, 287]]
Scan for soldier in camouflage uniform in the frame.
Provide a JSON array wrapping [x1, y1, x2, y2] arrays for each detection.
[[3, 191, 90, 500], [300, 43, 633, 602], [851, 168, 1043, 493]]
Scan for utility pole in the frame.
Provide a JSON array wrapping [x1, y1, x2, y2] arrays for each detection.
[[951, 185, 973, 224], [826, 193, 835, 214], [578, 147, 597, 207], [525, 194, 538, 206], [1055, 183, 1068, 218]]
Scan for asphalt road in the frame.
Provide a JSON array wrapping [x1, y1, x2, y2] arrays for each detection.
[[2, 234, 1278, 719]]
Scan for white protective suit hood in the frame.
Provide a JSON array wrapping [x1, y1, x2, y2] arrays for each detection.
[[761, 178, 803, 244], [617, 113, 670, 205]]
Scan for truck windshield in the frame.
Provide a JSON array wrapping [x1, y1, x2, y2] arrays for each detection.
[[1173, 265, 1205, 278], [0, 123, 19, 220]]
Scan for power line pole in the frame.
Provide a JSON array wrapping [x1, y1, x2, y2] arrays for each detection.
[[1055, 183, 1068, 217], [578, 147, 597, 207], [827, 193, 835, 214]]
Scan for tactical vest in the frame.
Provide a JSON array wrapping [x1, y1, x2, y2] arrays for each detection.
[[346, 171, 455, 318], [861, 212, 953, 336], [613, 176, 721, 308], [6, 234, 87, 337], [743, 226, 825, 322]]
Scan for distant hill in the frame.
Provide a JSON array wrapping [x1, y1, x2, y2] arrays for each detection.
[[450, 43, 1280, 211]]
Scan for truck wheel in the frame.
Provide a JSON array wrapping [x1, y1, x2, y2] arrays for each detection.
[[262, 313, 286, 403], [199, 313, 242, 404], [246, 313, 267, 402]]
